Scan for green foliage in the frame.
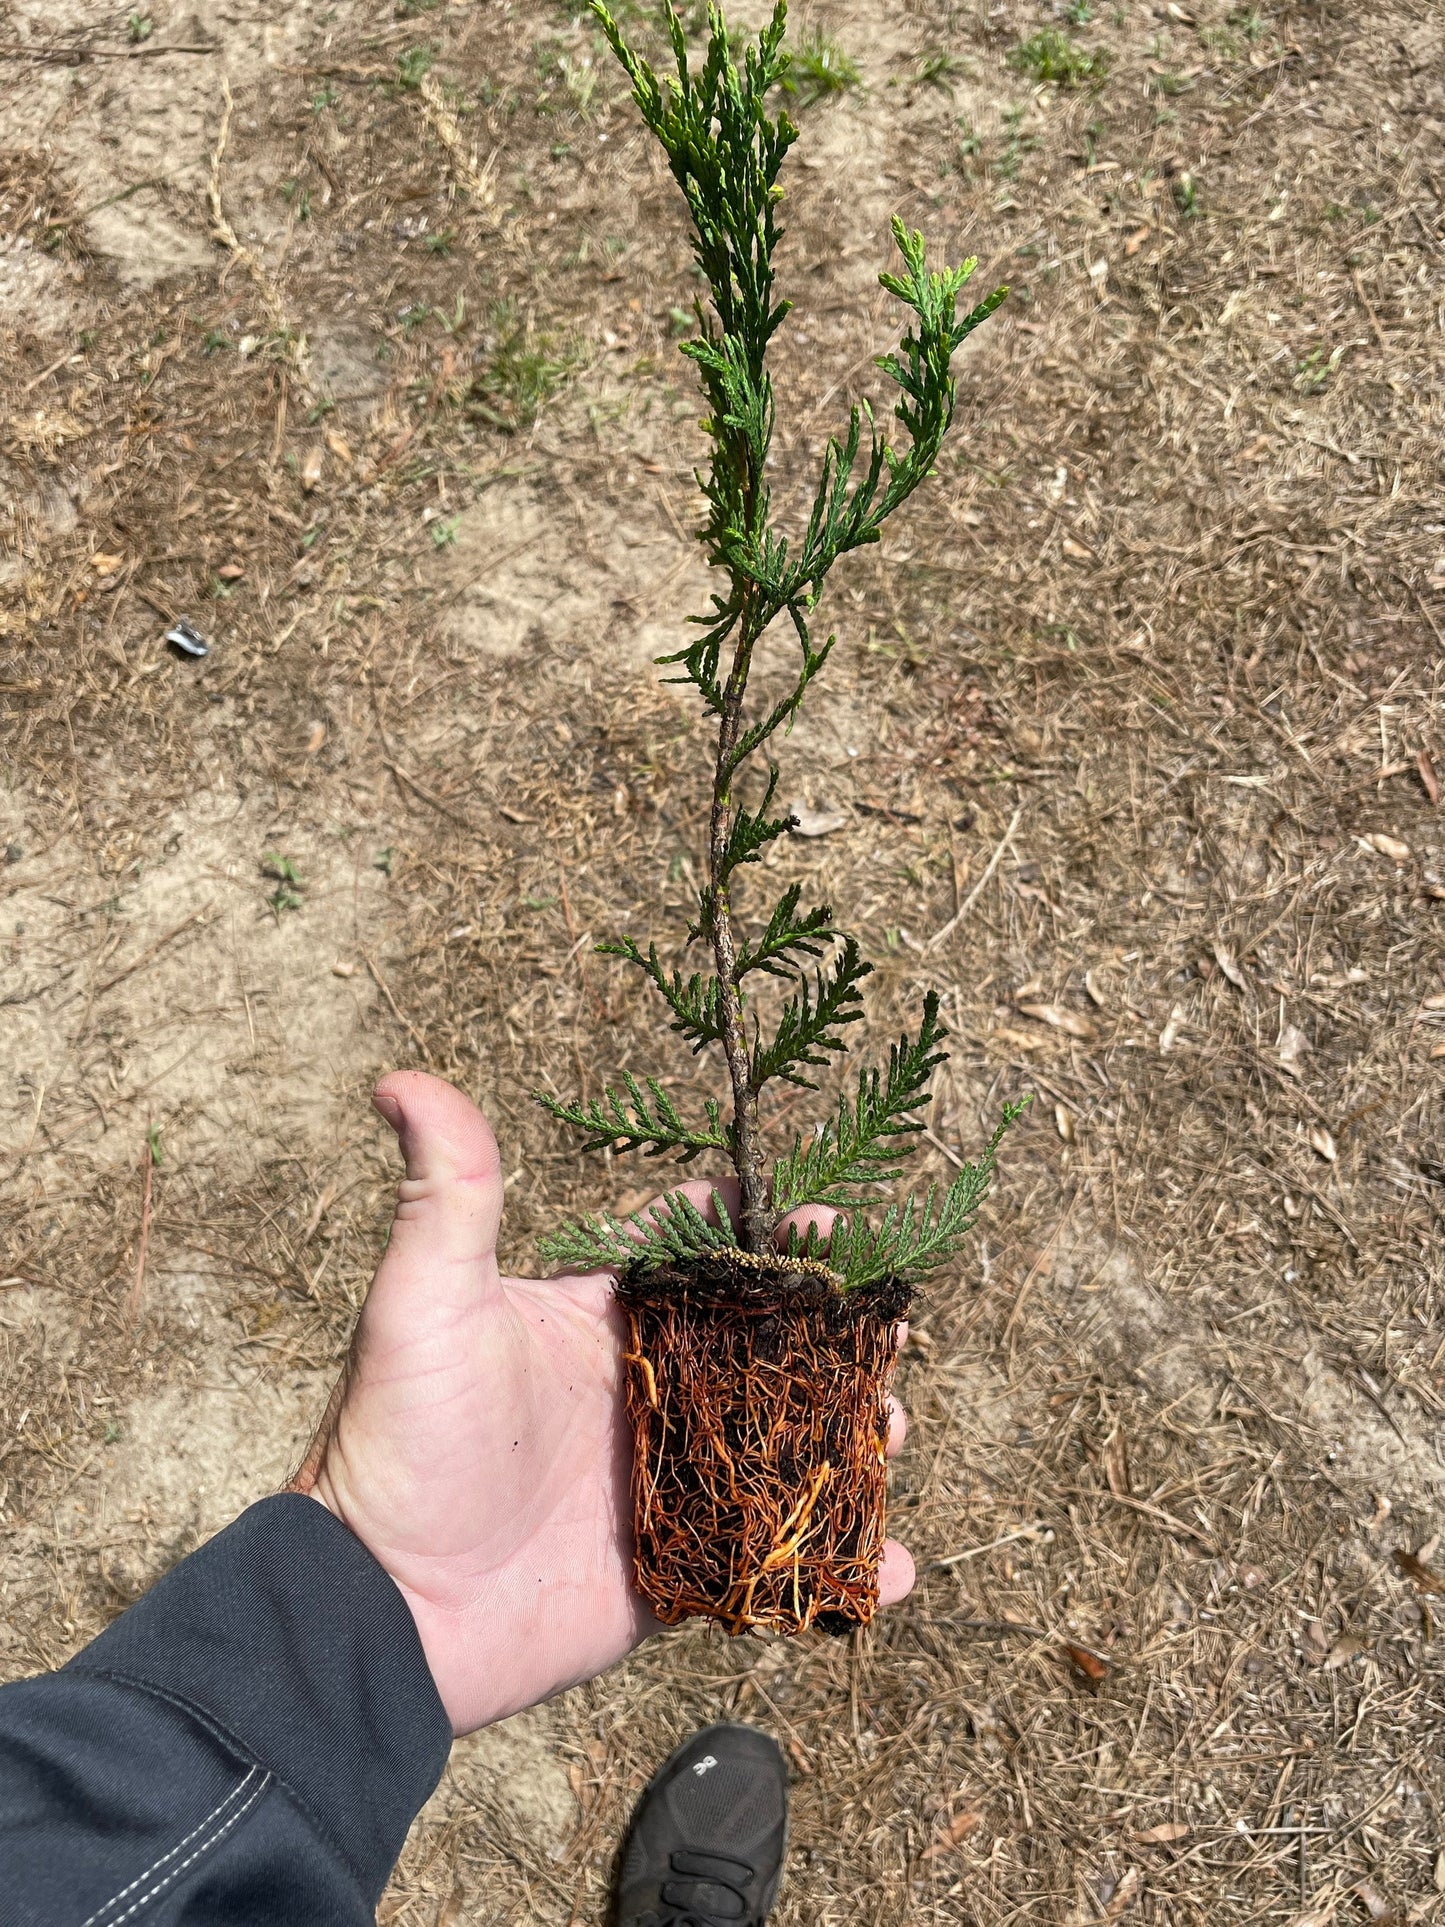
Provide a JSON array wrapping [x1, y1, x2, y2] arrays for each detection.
[[261, 852, 303, 915], [467, 302, 576, 428], [537, 1073, 727, 1159], [782, 27, 860, 104], [396, 45, 436, 90], [916, 49, 967, 89], [538, 1188, 740, 1272], [537, 2, 1014, 1289], [1007, 29, 1109, 87], [805, 1110, 1021, 1287]]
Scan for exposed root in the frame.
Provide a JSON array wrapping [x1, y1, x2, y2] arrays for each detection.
[[617, 1256, 910, 1636]]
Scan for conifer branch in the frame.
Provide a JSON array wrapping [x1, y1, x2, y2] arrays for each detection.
[[536, 1074, 727, 1160], [599, 938, 727, 1052], [539, 1187, 740, 1272], [749, 936, 870, 1090], [536, 2, 1014, 1281]]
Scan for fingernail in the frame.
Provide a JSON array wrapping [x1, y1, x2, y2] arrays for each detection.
[[372, 1090, 403, 1129]]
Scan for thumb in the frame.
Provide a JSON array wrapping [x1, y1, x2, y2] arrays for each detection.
[[371, 1070, 505, 1287]]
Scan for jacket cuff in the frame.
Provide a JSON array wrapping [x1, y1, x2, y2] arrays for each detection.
[[65, 1492, 451, 1903]]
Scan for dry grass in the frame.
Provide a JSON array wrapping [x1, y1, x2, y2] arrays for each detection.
[[2, 0, 1443, 1920]]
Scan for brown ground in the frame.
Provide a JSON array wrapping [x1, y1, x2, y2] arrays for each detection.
[[2, 0, 1444, 1920]]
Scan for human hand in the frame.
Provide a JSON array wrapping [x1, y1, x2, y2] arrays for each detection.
[[290, 1071, 914, 1734]]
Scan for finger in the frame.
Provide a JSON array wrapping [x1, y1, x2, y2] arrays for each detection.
[[886, 1396, 907, 1458], [773, 1201, 839, 1254], [371, 1070, 504, 1282], [638, 1174, 743, 1232], [878, 1538, 916, 1607]]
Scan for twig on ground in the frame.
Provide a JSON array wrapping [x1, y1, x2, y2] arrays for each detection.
[[928, 807, 1022, 950]]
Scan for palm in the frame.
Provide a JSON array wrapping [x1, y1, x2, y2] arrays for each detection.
[[322, 1266, 646, 1735], [295, 1073, 912, 1735]]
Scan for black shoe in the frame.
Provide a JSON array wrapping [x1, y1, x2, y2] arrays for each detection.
[[617, 1722, 789, 1926]]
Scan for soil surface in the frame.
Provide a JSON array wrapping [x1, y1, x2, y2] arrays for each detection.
[[2, 0, 1443, 1922]]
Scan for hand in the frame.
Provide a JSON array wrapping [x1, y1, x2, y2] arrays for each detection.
[[290, 1071, 915, 1734]]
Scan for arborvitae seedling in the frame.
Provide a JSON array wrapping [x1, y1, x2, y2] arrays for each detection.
[[538, 0, 1022, 1289]]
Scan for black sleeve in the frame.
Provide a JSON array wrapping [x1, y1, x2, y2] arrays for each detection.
[[0, 1493, 453, 1924]]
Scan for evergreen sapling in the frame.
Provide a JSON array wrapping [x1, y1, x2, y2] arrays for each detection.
[[537, 0, 1021, 1294]]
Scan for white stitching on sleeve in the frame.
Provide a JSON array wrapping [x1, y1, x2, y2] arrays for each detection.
[[79, 1767, 269, 1927]]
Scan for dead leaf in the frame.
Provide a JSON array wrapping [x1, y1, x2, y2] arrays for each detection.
[[1062, 535, 1094, 560], [1308, 1124, 1337, 1162], [1422, 991, 1445, 1011], [300, 444, 325, 492], [216, 561, 245, 581], [1322, 1632, 1365, 1669], [1054, 1102, 1075, 1144], [1354, 1882, 1391, 1921], [925, 1808, 983, 1856], [788, 799, 847, 838], [1123, 224, 1152, 256], [1158, 1004, 1186, 1053], [304, 721, 327, 755], [1393, 1547, 1445, 1596], [1018, 1002, 1096, 1040], [1084, 967, 1109, 1008], [1134, 1821, 1189, 1845], [1105, 1868, 1141, 1919], [785, 1737, 813, 1776], [1358, 830, 1412, 864], [1062, 1641, 1108, 1682], [1431, 1041, 1445, 1061], [90, 551, 124, 574], [1277, 1023, 1310, 1076], [324, 427, 353, 464], [993, 1026, 1044, 1052], [1213, 941, 1247, 989], [1419, 750, 1440, 806], [1102, 1426, 1131, 1498], [331, 960, 357, 978]]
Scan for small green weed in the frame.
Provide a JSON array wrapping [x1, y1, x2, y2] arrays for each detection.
[[261, 853, 304, 914], [425, 227, 456, 255], [127, 11, 152, 41], [1227, 6, 1268, 40], [537, 45, 599, 116], [997, 104, 1037, 180], [1065, 0, 1092, 19], [429, 515, 462, 548], [201, 328, 229, 355], [916, 49, 966, 88], [146, 1122, 164, 1164], [1294, 343, 1345, 393], [784, 27, 860, 104], [374, 847, 395, 876], [1007, 29, 1108, 87], [396, 44, 435, 90], [1173, 172, 1199, 218], [311, 82, 340, 112], [468, 303, 576, 430]]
